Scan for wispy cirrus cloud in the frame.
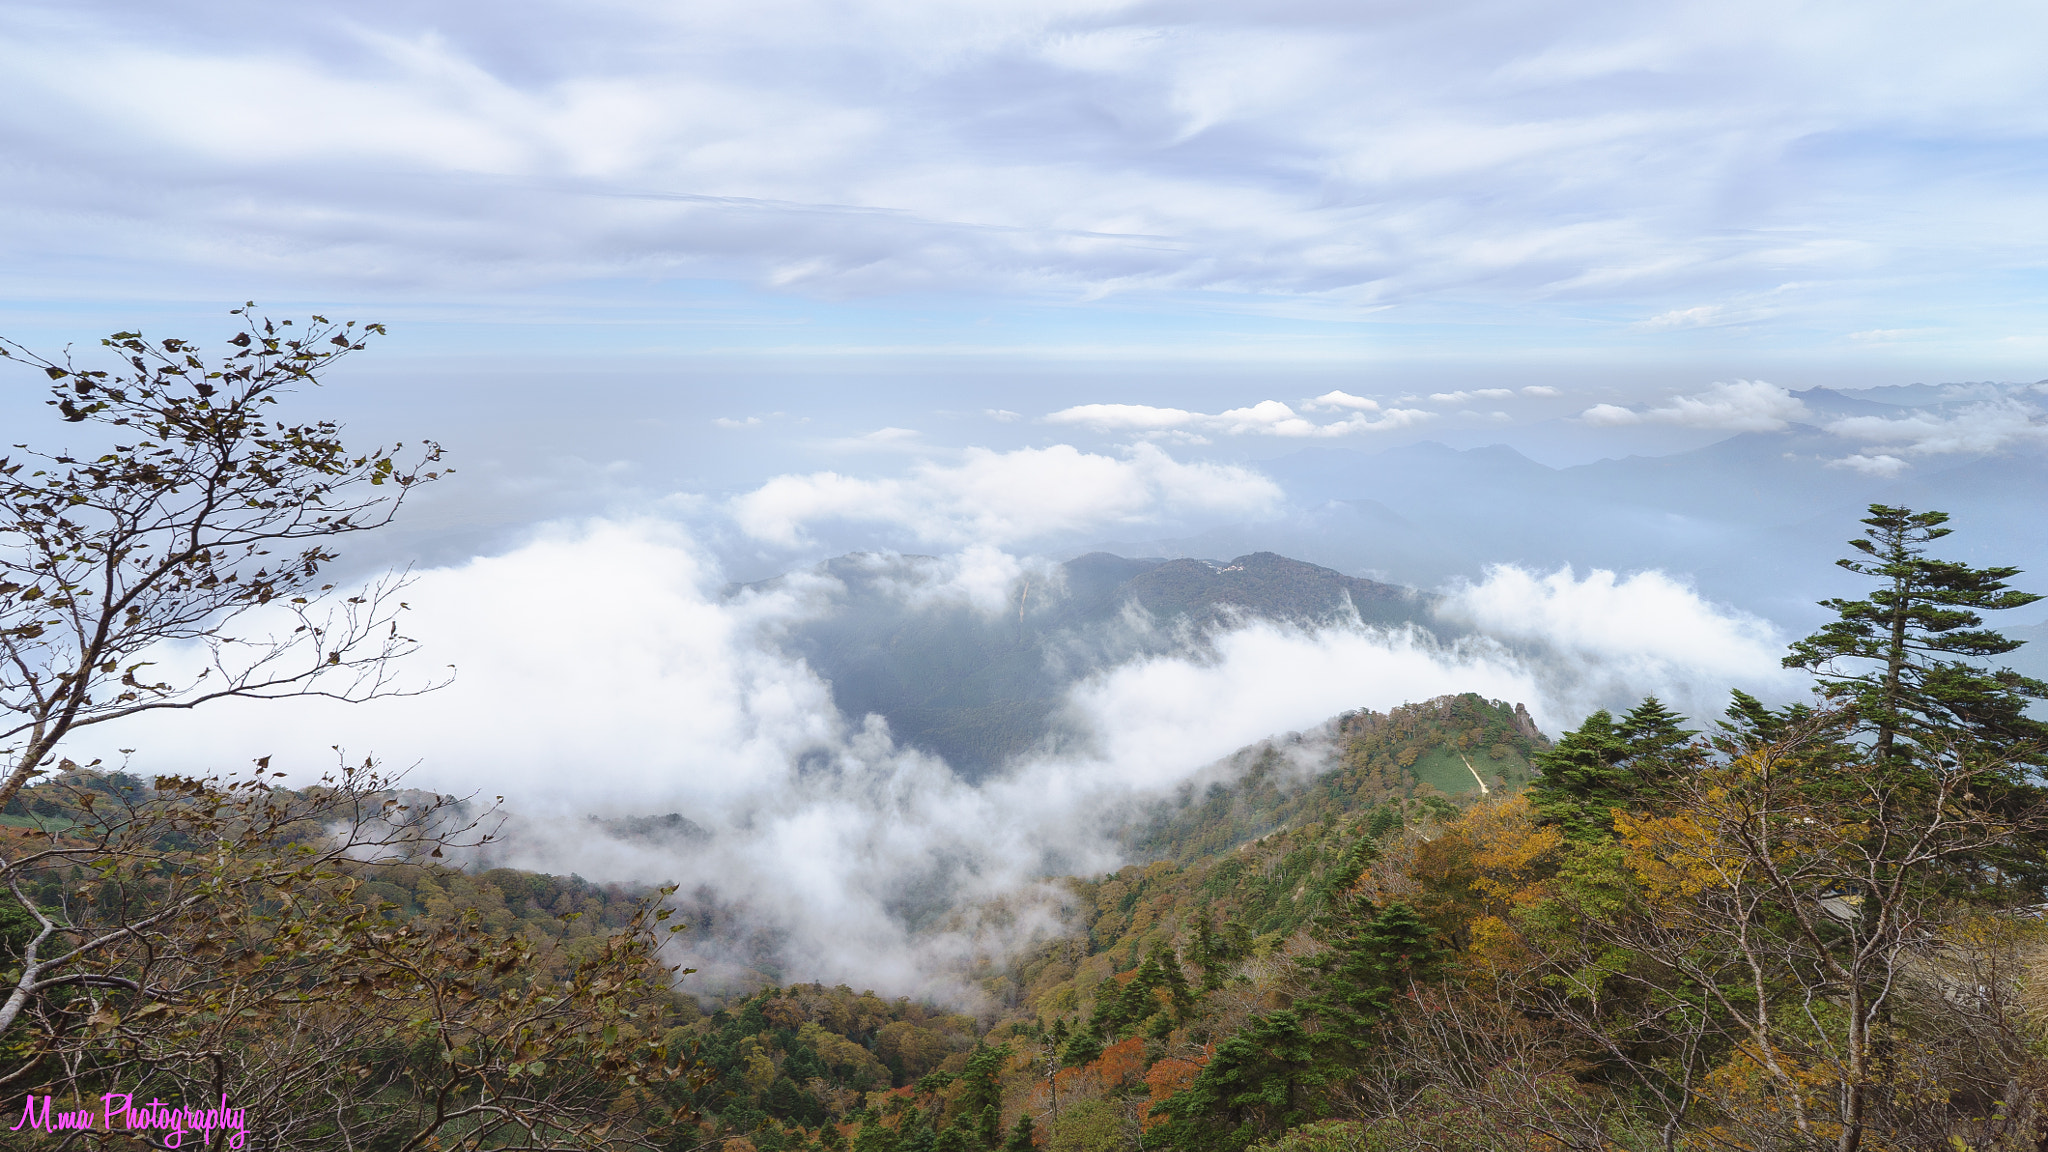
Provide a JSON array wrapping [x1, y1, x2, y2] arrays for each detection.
[[1, 0, 2045, 342]]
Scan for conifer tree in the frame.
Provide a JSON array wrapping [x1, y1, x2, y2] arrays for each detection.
[[1715, 688, 1808, 750], [1529, 697, 1699, 841], [1152, 943, 1195, 1020], [1190, 913, 1251, 992], [1299, 899, 1445, 1067], [1154, 900, 1447, 1152], [1059, 1024, 1102, 1067], [1617, 695, 1696, 764], [958, 1045, 1008, 1146], [1145, 1009, 1176, 1042], [1151, 1011, 1317, 1152], [1086, 985, 1123, 1041], [854, 1113, 897, 1152], [899, 1109, 936, 1152], [933, 1120, 975, 1152], [1003, 1114, 1034, 1152], [1116, 963, 1159, 1033], [1528, 710, 1627, 839], [1784, 504, 2048, 767]]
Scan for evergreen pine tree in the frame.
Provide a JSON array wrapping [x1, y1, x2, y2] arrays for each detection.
[[1190, 914, 1252, 993], [1529, 697, 1699, 841], [1153, 901, 1447, 1152], [1086, 974, 1127, 1040], [1150, 1012, 1317, 1152], [1190, 914, 1222, 991], [1145, 1010, 1176, 1041], [1116, 967, 1159, 1035], [854, 1113, 897, 1152], [1299, 899, 1445, 1067], [1617, 696, 1697, 764], [899, 1111, 936, 1152], [1716, 688, 1805, 750], [1528, 709, 1627, 841], [1153, 944, 1195, 1020], [958, 1045, 1008, 1147], [1059, 1025, 1102, 1067], [1314, 834, 1383, 916], [933, 1120, 975, 1152], [1784, 504, 2048, 767], [1003, 1114, 1035, 1152]]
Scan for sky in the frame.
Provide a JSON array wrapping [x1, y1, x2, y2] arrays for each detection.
[[6, 0, 2044, 557], [6, 0, 2048, 995], [4, 3, 2046, 374]]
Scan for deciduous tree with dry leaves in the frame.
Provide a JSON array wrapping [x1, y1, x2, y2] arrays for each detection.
[[0, 305, 448, 813], [0, 308, 708, 1148]]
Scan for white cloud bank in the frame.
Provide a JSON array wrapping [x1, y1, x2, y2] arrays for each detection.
[[1574, 380, 2048, 473], [1825, 397, 2048, 458], [730, 442, 1282, 548], [1581, 380, 1811, 432], [86, 522, 1799, 1001], [1045, 399, 1432, 440], [1307, 390, 1382, 412], [1826, 453, 1908, 478], [1435, 564, 1800, 724]]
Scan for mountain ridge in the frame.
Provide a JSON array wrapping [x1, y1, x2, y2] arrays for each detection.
[[737, 550, 1434, 777]]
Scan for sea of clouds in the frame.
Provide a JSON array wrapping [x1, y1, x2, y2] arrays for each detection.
[[94, 482, 1803, 1001]]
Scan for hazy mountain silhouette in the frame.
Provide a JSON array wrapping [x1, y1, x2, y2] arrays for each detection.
[[1087, 430, 2048, 627]]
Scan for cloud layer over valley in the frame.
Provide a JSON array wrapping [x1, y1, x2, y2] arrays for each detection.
[[20, 363, 2041, 1003], [96, 517, 1802, 1000]]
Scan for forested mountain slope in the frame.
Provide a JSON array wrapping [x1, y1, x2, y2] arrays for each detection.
[[656, 694, 1545, 1151], [1122, 694, 1544, 865], [652, 492, 2048, 1152], [17, 502, 2040, 1151]]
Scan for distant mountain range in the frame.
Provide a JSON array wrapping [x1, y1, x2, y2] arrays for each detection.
[[734, 551, 1434, 777], [1088, 414, 2048, 629], [736, 485, 2048, 775]]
